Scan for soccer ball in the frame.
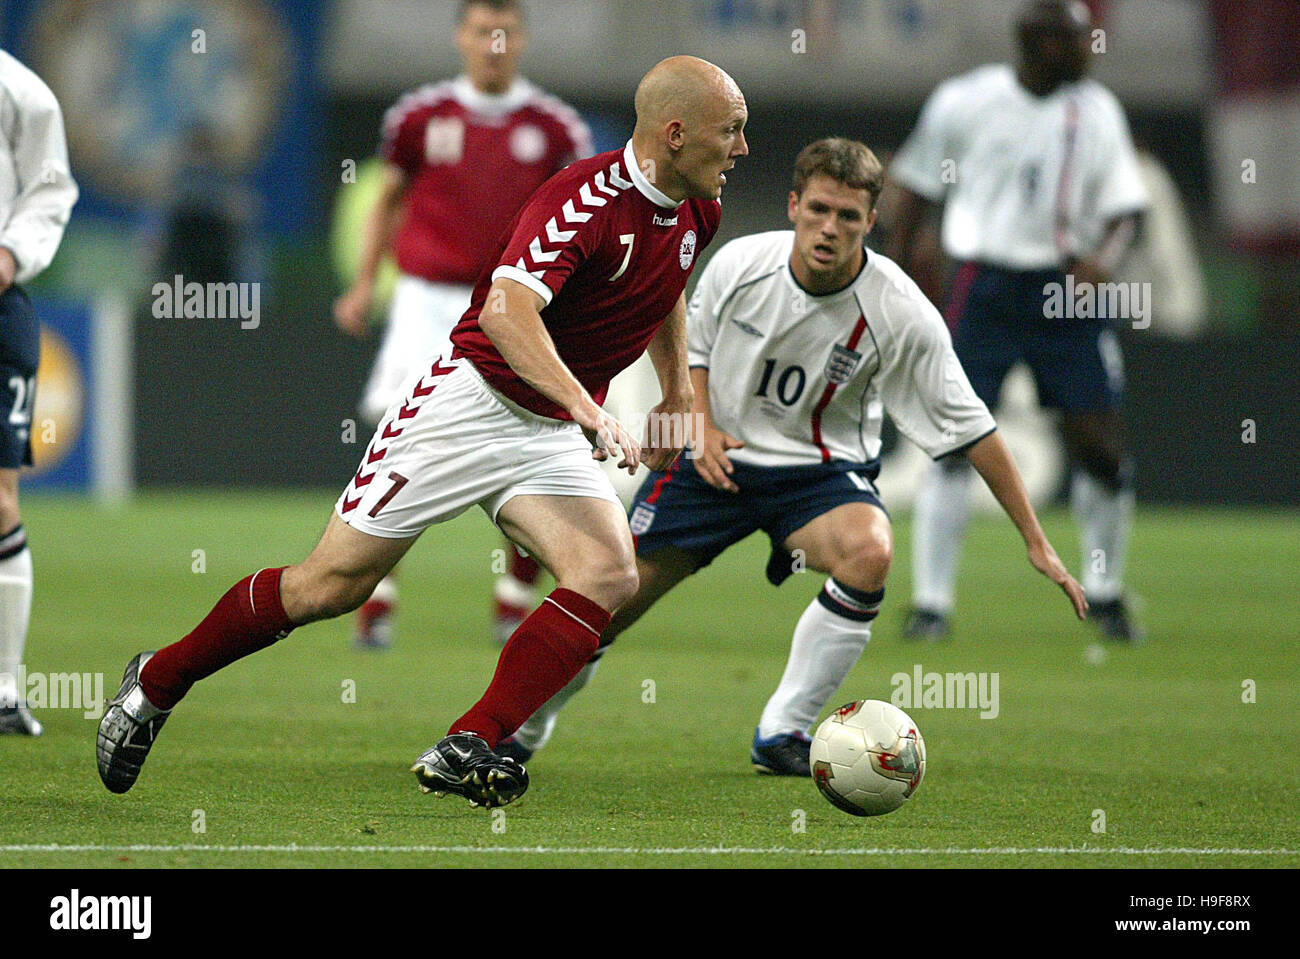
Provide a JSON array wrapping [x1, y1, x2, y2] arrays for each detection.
[[810, 700, 926, 817]]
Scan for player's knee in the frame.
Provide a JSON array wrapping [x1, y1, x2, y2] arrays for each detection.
[[0, 484, 19, 533], [836, 530, 892, 591], [606, 558, 640, 611], [1077, 446, 1130, 492], [577, 556, 639, 612]]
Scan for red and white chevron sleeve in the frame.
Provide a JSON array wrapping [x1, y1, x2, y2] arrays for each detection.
[[489, 159, 634, 306]]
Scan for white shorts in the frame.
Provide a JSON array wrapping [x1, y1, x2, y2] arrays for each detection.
[[336, 356, 620, 539], [360, 275, 472, 425]]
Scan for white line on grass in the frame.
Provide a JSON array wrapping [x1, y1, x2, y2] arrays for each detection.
[[0, 845, 1295, 856]]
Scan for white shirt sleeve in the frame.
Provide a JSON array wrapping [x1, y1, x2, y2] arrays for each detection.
[[875, 282, 997, 459], [889, 80, 960, 202], [686, 246, 733, 369], [1091, 94, 1147, 223], [0, 68, 79, 284]]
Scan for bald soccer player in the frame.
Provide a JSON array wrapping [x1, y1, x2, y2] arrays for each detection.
[[97, 56, 749, 809], [331, 0, 595, 650]]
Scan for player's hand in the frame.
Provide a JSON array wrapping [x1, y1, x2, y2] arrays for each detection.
[[0, 247, 16, 294], [332, 283, 373, 337], [1027, 537, 1089, 620], [640, 394, 693, 473], [573, 400, 641, 475], [691, 421, 745, 493]]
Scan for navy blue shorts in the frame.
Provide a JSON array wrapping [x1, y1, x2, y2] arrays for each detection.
[[0, 286, 40, 469], [945, 263, 1123, 413], [628, 458, 886, 586]]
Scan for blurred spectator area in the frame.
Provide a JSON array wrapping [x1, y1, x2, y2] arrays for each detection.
[[1, 0, 1293, 497]]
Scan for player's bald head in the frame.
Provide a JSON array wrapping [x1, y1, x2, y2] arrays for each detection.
[[630, 56, 747, 202], [634, 56, 744, 133]]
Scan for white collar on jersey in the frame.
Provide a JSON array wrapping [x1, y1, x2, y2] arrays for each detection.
[[451, 74, 534, 116], [623, 141, 679, 209]]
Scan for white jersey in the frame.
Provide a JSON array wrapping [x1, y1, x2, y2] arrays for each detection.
[[890, 63, 1147, 269], [0, 50, 78, 284], [687, 231, 996, 468]]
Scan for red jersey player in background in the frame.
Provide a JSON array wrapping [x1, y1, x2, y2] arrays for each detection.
[[98, 56, 749, 809], [332, 0, 592, 649]]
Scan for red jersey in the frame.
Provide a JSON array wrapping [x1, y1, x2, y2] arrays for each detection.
[[381, 76, 592, 286], [451, 143, 723, 420]]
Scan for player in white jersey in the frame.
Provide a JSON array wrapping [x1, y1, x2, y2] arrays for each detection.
[[887, 0, 1148, 642], [0, 49, 78, 736], [496, 139, 1086, 774]]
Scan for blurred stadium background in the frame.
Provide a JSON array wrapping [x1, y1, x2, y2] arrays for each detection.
[[1, 0, 1294, 503], [3, 0, 1298, 873]]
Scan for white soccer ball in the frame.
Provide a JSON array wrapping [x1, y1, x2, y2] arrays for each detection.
[[810, 699, 926, 817]]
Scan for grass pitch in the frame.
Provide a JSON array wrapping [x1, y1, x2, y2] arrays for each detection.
[[2, 492, 1297, 868]]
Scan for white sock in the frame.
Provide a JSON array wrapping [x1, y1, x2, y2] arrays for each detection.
[[368, 575, 398, 606], [1070, 471, 1134, 602], [758, 581, 879, 739], [911, 459, 974, 614], [509, 658, 600, 752], [493, 571, 535, 609], [0, 529, 34, 708]]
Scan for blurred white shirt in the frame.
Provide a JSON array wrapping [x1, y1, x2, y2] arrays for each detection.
[[0, 49, 78, 285], [891, 63, 1146, 270]]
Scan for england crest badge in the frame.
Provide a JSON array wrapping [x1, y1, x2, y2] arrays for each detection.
[[824, 343, 862, 384]]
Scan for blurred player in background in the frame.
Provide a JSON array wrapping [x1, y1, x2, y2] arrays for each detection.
[[0, 49, 78, 737], [887, 0, 1147, 642], [98, 56, 747, 808], [332, 0, 592, 648], [497, 138, 1085, 774]]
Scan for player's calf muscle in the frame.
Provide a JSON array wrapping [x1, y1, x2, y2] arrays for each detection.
[[279, 564, 376, 623]]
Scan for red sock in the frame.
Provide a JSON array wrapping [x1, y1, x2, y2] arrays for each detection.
[[450, 588, 608, 746], [508, 547, 542, 586], [140, 567, 295, 710]]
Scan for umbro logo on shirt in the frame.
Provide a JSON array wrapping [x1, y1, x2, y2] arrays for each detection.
[[730, 319, 764, 337]]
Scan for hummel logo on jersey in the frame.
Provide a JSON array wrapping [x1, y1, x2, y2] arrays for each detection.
[[824, 344, 862, 384], [514, 162, 634, 281], [653, 214, 679, 227], [730, 319, 764, 337]]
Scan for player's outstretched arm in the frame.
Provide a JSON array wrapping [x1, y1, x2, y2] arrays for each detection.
[[332, 163, 408, 336], [642, 294, 694, 472], [480, 276, 641, 473], [964, 431, 1088, 620]]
